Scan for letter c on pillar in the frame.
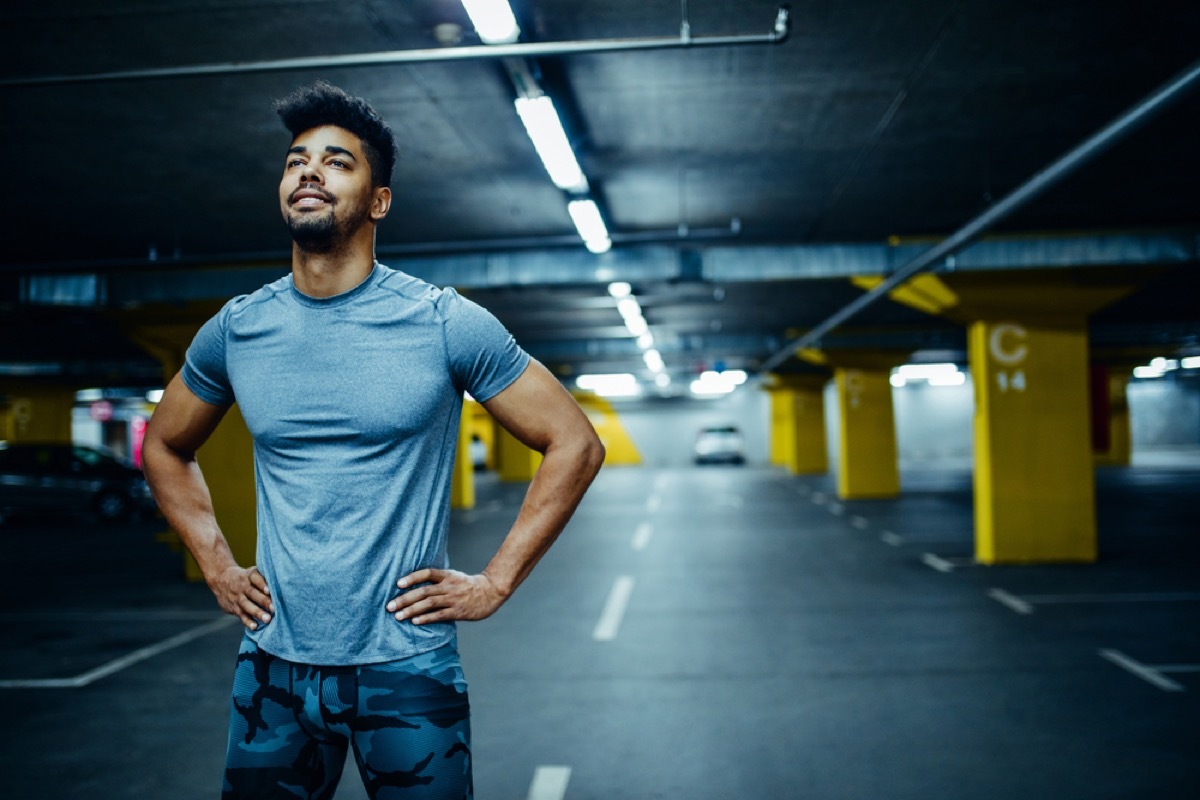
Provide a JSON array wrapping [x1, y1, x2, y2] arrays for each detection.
[[989, 323, 1028, 366]]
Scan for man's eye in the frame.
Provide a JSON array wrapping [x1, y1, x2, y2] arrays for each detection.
[[330, 159, 347, 168], [287, 159, 304, 167]]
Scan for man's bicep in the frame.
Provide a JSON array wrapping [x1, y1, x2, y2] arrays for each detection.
[[146, 372, 231, 455], [481, 360, 591, 453]]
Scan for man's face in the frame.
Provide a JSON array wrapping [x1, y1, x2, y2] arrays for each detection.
[[279, 125, 386, 251]]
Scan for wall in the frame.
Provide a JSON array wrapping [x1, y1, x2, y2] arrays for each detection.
[[1128, 375, 1200, 448], [613, 384, 771, 467]]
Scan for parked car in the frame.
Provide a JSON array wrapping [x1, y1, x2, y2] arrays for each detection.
[[693, 425, 746, 465], [0, 442, 156, 523]]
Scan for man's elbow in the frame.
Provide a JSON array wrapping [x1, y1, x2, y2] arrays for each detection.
[[580, 429, 606, 478]]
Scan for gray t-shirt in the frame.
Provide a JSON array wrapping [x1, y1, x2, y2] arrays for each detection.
[[182, 262, 529, 665]]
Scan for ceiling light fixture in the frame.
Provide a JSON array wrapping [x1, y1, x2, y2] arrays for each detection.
[[515, 96, 588, 193], [576, 373, 641, 398], [460, 0, 520, 44], [567, 198, 611, 253]]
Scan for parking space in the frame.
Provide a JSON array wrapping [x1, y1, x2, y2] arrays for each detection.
[[2, 462, 1198, 799]]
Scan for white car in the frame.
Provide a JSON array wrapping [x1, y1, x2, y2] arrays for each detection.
[[693, 425, 746, 465]]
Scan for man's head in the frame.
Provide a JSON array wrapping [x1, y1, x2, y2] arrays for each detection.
[[275, 80, 397, 188], [274, 82, 397, 252]]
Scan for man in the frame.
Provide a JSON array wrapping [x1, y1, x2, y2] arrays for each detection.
[[143, 80, 605, 800]]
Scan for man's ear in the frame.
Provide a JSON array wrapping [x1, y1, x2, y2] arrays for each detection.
[[371, 186, 392, 221]]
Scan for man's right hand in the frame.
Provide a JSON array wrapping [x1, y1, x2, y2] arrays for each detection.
[[211, 565, 274, 630]]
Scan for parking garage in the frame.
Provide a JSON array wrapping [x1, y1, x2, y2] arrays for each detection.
[[2, 2, 1199, 799]]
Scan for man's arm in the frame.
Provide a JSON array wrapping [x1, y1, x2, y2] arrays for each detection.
[[388, 360, 605, 625], [142, 373, 273, 630]]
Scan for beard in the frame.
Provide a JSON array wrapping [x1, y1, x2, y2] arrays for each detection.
[[287, 211, 340, 253]]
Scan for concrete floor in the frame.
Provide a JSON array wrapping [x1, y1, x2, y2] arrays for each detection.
[[2, 458, 1197, 799]]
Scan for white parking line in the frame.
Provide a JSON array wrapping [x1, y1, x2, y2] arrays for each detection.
[[922, 553, 955, 573], [827, 502, 844, 516], [880, 531, 903, 546], [1099, 649, 1186, 692], [850, 515, 870, 530], [646, 493, 662, 513], [810, 492, 827, 505], [631, 522, 654, 551], [527, 765, 572, 800], [593, 576, 636, 642], [987, 588, 1034, 615], [0, 616, 237, 689]]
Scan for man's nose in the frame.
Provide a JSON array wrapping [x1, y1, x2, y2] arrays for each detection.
[[300, 162, 323, 183]]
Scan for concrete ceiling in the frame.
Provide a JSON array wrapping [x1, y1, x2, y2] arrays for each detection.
[[2, 0, 1198, 390]]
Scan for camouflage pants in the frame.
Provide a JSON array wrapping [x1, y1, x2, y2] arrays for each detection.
[[223, 636, 472, 799]]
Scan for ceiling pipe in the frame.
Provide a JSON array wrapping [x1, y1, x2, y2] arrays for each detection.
[[0, 7, 790, 88], [758, 55, 1200, 374]]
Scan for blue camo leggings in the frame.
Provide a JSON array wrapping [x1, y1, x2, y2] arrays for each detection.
[[223, 636, 472, 800]]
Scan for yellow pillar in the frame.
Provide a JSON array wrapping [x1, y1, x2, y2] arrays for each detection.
[[765, 375, 828, 475], [450, 407, 475, 509], [0, 384, 75, 443], [970, 319, 1096, 564], [123, 313, 257, 580], [834, 368, 899, 498], [496, 423, 542, 482], [1093, 369, 1132, 466]]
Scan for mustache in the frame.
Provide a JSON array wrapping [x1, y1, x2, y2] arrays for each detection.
[[288, 183, 334, 204]]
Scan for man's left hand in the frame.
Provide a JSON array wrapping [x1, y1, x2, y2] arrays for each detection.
[[387, 569, 508, 625]]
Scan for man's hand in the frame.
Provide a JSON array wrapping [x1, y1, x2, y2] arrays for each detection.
[[387, 569, 508, 625], [211, 565, 274, 631]]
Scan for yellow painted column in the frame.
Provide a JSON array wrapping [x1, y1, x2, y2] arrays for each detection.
[[125, 318, 257, 580], [835, 368, 899, 499], [766, 376, 828, 475], [496, 424, 542, 482], [450, 407, 475, 509], [768, 388, 796, 468], [969, 319, 1096, 564], [1094, 371, 1132, 467], [0, 384, 75, 443]]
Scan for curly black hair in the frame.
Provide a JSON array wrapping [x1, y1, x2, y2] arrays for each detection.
[[275, 80, 397, 188]]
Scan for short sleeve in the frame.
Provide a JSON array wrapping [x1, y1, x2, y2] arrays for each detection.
[[181, 302, 236, 406], [439, 289, 530, 402]]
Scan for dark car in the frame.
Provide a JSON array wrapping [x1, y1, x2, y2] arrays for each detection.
[[0, 442, 156, 523]]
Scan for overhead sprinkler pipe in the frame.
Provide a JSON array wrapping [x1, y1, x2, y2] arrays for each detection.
[[758, 55, 1200, 374], [0, 7, 791, 88]]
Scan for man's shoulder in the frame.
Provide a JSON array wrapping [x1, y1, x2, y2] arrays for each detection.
[[374, 263, 457, 313]]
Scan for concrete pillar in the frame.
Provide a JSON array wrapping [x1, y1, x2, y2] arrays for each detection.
[[969, 319, 1096, 563], [451, 407, 475, 510], [496, 423, 542, 482], [765, 375, 828, 475], [124, 315, 257, 580], [834, 367, 899, 499], [0, 384, 75, 443], [1093, 366, 1132, 466]]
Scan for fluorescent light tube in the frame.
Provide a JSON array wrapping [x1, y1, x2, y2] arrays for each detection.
[[567, 198, 611, 252], [461, 0, 520, 44], [515, 96, 587, 192]]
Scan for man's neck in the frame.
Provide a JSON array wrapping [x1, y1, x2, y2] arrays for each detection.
[[291, 239, 376, 298]]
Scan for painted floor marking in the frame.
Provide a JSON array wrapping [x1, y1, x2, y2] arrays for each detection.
[[827, 501, 844, 516], [850, 515, 870, 530], [880, 531, 904, 546], [593, 576, 636, 642], [810, 492, 827, 505], [989, 589, 1200, 615], [796, 484, 811, 496], [988, 588, 1034, 615], [631, 521, 654, 551], [922, 554, 976, 572], [1099, 649, 1186, 692], [0, 616, 237, 689], [719, 493, 744, 508], [922, 553, 955, 573], [646, 493, 662, 513], [527, 765, 572, 800], [1020, 592, 1200, 605]]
